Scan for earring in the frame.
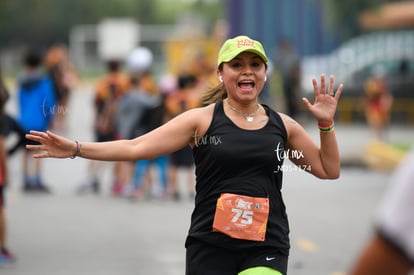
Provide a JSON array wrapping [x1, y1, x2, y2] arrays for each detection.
[[264, 76, 267, 82], [219, 75, 223, 82]]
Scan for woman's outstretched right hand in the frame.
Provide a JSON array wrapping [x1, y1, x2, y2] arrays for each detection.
[[26, 130, 77, 159]]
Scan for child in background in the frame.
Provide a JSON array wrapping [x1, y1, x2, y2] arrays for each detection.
[[17, 49, 56, 192], [364, 76, 393, 140]]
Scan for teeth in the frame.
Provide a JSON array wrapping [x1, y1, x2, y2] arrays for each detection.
[[239, 82, 254, 88]]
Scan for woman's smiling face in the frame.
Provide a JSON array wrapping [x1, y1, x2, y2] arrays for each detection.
[[220, 51, 267, 102]]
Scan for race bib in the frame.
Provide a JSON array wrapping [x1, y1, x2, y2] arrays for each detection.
[[212, 193, 269, 242]]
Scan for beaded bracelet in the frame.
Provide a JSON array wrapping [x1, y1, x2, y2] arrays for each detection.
[[70, 141, 81, 159], [318, 121, 335, 132]]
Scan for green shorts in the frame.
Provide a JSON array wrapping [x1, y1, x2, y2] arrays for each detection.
[[239, 266, 282, 275]]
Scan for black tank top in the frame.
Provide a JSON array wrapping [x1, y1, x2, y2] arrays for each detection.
[[186, 100, 290, 254]]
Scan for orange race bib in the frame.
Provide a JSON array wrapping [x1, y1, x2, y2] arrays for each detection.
[[212, 193, 269, 242]]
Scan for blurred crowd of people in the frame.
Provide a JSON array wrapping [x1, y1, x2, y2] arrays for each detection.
[[0, 42, 212, 266], [0, 42, 220, 201], [75, 46, 215, 202]]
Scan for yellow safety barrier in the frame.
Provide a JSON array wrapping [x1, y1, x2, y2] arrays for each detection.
[[363, 140, 407, 170]]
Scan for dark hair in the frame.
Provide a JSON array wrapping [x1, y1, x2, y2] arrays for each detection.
[[23, 49, 43, 68], [130, 75, 140, 86], [178, 74, 197, 89], [107, 59, 122, 72]]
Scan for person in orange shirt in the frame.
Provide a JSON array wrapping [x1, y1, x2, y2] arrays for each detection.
[[164, 74, 201, 200], [77, 59, 130, 195], [44, 43, 79, 133]]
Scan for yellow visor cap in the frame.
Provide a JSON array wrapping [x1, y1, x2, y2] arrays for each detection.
[[217, 35, 268, 67]]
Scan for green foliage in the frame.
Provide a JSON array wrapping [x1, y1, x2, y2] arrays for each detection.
[[0, 0, 221, 48]]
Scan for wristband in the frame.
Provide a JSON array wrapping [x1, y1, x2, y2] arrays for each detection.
[[318, 121, 335, 132], [70, 141, 81, 159]]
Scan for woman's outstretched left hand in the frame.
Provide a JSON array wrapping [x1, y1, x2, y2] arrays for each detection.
[[302, 74, 343, 123]]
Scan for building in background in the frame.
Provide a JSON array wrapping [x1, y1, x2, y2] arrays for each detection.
[[225, 0, 341, 57]]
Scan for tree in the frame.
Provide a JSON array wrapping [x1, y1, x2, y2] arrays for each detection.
[[0, 0, 221, 49]]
